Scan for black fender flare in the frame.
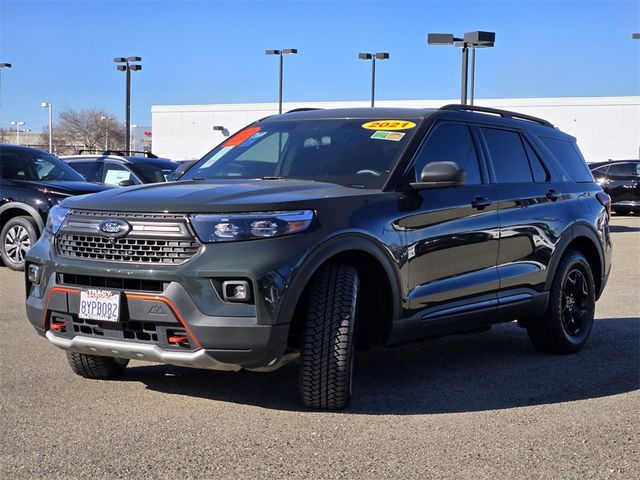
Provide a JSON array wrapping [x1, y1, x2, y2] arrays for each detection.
[[544, 222, 605, 292], [0, 202, 45, 233], [277, 233, 404, 325]]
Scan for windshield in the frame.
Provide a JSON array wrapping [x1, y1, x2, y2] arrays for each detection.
[[131, 162, 178, 183], [0, 147, 86, 182], [182, 119, 418, 188]]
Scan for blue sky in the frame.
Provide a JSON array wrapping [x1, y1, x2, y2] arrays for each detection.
[[0, 0, 638, 131]]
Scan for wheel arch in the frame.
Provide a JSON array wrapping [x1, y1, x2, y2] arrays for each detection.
[[0, 202, 45, 234], [280, 234, 402, 349], [545, 223, 605, 298]]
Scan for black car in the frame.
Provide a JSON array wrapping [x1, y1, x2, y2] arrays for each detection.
[[61, 151, 179, 187], [0, 145, 111, 271], [589, 160, 640, 215], [25, 105, 612, 409]]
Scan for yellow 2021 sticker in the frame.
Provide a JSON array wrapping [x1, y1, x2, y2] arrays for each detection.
[[362, 120, 416, 130]]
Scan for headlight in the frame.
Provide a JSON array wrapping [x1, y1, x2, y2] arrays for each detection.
[[45, 205, 70, 234], [189, 210, 314, 243]]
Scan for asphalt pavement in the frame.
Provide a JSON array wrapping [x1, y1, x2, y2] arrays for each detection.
[[1, 215, 638, 479]]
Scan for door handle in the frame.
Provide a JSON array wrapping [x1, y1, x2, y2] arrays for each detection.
[[546, 189, 562, 201], [471, 196, 492, 209]]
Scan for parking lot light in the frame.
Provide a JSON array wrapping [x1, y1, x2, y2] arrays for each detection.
[[10, 120, 25, 145], [114, 56, 143, 153], [427, 31, 495, 105], [0, 62, 11, 107], [633, 33, 640, 39], [41, 102, 53, 153], [358, 52, 390, 107], [265, 49, 298, 114]]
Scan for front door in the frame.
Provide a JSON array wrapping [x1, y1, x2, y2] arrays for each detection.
[[401, 122, 500, 321]]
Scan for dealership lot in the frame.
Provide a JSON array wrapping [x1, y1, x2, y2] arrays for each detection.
[[1, 215, 638, 479]]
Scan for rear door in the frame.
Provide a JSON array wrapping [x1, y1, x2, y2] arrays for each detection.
[[401, 122, 500, 320], [67, 160, 102, 183], [478, 127, 573, 307]]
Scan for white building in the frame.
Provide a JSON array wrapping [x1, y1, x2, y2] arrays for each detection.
[[152, 96, 640, 162]]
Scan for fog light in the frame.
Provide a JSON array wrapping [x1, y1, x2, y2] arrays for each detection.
[[222, 280, 251, 302], [28, 264, 43, 284]]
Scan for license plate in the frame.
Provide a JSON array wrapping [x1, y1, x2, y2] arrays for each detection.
[[79, 289, 121, 322]]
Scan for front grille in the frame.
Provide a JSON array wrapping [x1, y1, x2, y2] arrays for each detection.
[[56, 210, 201, 265], [57, 235, 200, 264], [56, 273, 165, 292]]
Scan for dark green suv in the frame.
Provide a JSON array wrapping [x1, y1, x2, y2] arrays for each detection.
[[25, 106, 612, 409]]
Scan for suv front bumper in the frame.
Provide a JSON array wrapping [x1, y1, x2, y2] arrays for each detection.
[[26, 275, 291, 371]]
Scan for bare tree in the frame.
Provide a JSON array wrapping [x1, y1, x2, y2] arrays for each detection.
[[49, 107, 125, 154]]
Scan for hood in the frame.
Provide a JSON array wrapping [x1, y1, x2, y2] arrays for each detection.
[[60, 179, 377, 213], [25, 180, 113, 195]]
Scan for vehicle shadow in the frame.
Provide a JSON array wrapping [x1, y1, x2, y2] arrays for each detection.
[[122, 317, 639, 415], [609, 224, 640, 233]]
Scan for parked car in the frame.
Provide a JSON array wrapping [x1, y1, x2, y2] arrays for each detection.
[[0, 144, 112, 271], [589, 160, 640, 215], [25, 105, 612, 409], [61, 151, 179, 187]]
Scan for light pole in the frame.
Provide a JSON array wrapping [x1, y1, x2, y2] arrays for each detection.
[[265, 49, 298, 114], [114, 56, 142, 153], [358, 52, 389, 107], [100, 115, 112, 150], [633, 33, 640, 39], [0, 62, 11, 107], [427, 31, 495, 105], [41, 102, 53, 153], [10, 121, 25, 145]]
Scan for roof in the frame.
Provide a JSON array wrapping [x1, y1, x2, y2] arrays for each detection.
[[261, 107, 437, 122], [61, 154, 177, 167]]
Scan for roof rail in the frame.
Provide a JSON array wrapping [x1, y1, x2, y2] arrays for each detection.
[[285, 108, 322, 114], [76, 149, 158, 158], [439, 104, 554, 128]]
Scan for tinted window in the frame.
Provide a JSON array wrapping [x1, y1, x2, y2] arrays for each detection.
[[540, 137, 593, 182], [591, 165, 609, 175], [413, 123, 482, 185], [482, 128, 532, 183], [523, 138, 550, 182], [68, 161, 101, 182], [607, 163, 635, 177], [0, 147, 86, 182]]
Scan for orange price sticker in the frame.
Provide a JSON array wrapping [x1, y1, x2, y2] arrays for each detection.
[[223, 126, 262, 146]]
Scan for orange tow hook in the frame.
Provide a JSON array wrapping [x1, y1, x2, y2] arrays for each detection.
[[168, 335, 188, 344], [50, 321, 65, 331]]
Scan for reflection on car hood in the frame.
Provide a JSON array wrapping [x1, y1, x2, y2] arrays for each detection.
[[20, 180, 113, 195], [60, 179, 377, 213]]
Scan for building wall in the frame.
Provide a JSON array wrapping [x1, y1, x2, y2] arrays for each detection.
[[151, 96, 640, 162]]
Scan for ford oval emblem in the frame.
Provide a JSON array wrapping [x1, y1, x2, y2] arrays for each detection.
[[98, 219, 131, 238]]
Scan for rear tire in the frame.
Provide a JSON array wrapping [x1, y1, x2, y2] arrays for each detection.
[[66, 352, 129, 379], [0, 216, 38, 271], [527, 250, 595, 354], [299, 264, 359, 410]]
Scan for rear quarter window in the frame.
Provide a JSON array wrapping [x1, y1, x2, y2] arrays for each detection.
[[540, 137, 593, 183]]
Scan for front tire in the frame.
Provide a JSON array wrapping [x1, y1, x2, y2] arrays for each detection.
[[299, 264, 359, 410], [0, 216, 38, 271], [67, 352, 129, 379], [527, 250, 595, 354]]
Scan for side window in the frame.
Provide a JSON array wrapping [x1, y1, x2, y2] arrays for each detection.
[[540, 137, 593, 183], [102, 163, 139, 186], [482, 128, 533, 183], [592, 166, 609, 175], [607, 163, 634, 177], [69, 161, 101, 182], [413, 123, 482, 185], [522, 138, 550, 182]]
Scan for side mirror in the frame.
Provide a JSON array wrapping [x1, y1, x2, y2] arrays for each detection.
[[118, 179, 135, 187], [410, 161, 465, 190]]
